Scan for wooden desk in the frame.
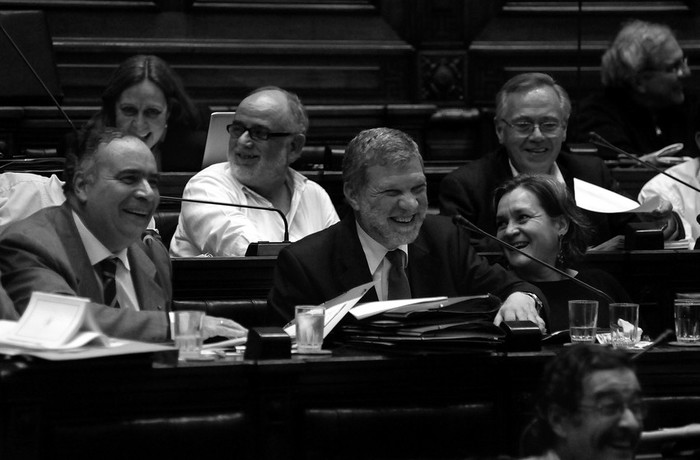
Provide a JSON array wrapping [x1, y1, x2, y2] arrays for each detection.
[[171, 250, 700, 337], [2, 346, 700, 459]]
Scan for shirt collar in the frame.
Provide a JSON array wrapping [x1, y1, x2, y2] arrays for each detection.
[[508, 159, 565, 184], [228, 165, 307, 204], [355, 220, 408, 274], [71, 211, 130, 270]]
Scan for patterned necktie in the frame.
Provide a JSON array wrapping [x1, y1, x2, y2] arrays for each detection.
[[385, 249, 411, 300], [99, 257, 120, 308]]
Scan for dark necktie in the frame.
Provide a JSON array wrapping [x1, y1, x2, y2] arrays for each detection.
[[385, 249, 411, 300], [99, 257, 120, 308]]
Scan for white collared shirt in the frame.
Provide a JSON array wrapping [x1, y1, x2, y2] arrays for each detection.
[[169, 163, 339, 257], [355, 222, 408, 301], [509, 159, 565, 184], [72, 211, 139, 311]]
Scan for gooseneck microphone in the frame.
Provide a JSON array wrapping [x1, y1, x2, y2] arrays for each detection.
[[452, 214, 615, 303], [589, 132, 700, 194], [160, 195, 290, 256]]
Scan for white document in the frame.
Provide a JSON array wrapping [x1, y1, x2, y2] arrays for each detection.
[[0, 291, 108, 350], [574, 178, 661, 214], [284, 281, 375, 339], [349, 296, 448, 321]]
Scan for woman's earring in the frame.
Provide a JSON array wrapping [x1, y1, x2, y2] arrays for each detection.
[[556, 234, 565, 266]]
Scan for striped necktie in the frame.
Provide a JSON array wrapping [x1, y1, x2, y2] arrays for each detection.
[[385, 249, 411, 300], [98, 257, 120, 308]]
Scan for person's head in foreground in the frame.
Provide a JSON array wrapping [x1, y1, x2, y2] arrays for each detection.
[[494, 174, 592, 281], [521, 344, 644, 460], [64, 127, 159, 253], [601, 19, 689, 109], [342, 127, 427, 250], [495, 72, 571, 175], [227, 86, 308, 198]]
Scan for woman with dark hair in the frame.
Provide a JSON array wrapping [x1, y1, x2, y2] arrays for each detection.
[[79, 54, 207, 171], [494, 174, 631, 333]]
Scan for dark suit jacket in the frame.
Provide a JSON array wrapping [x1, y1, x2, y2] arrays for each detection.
[[0, 202, 172, 342], [569, 88, 699, 158], [438, 147, 632, 251], [268, 213, 543, 324]]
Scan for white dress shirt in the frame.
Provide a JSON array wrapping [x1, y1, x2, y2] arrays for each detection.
[[169, 162, 339, 257]]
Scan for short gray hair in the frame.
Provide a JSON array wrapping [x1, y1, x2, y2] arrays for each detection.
[[342, 127, 423, 195], [601, 20, 677, 88], [494, 72, 571, 122]]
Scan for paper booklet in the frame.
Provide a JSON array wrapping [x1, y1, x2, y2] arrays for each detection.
[[574, 178, 661, 214], [0, 291, 174, 360], [284, 281, 375, 340]]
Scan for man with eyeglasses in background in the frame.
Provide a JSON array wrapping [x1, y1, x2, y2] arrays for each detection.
[[170, 86, 339, 256], [518, 344, 645, 460], [570, 19, 699, 159], [439, 72, 679, 251]]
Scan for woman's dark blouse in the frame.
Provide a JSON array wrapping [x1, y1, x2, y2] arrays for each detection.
[[531, 268, 632, 333]]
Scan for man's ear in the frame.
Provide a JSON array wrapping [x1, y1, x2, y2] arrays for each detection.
[[72, 170, 90, 205], [343, 182, 360, 211], [287, 133, 306, 165], [547, 404, 572, 439], [495, 118, 505, 145]]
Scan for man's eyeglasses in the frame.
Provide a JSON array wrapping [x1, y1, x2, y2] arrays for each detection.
[[647, 57, 689, 76], [500, 119, 564, 136], [226, 122, 295, 142], [579, 396, 647, 420]]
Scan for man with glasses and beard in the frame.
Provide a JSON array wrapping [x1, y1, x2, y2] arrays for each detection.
[[439, 72, 679, 251], [519, 344, 645, 460], [170, 86, 338, 257]]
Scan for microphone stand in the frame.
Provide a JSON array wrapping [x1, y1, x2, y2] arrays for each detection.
[[160, 195, 290, 256], [589, 132, 700, 194], [453, 215, 615, 303]]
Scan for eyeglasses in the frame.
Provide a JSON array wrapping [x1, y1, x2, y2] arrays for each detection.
[[579, 395, 647, 420], [226, 122, 296, 142], [500, 119, 564, 136], [647, 57, 689, 76]]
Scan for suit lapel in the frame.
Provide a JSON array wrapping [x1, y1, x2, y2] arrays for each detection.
[[55, 203, 103, 301], [406, 226, 440, 298], [128, 243, 167, 312], [334, 214, 379, 302]]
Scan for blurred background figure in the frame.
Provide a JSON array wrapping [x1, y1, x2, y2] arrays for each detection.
[[571, 19, 698, 159], [519, 344, 644, 460], [638, 121, 700, 248], [494, 174, 631, 333], [73, 54, 208, 171]]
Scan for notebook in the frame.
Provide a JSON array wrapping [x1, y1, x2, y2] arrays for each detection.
[[201, 111, 235, 169]]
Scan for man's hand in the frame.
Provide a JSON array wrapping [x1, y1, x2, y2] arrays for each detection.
[[640, 197, 678, 240], [202, 316, 248, 340], [494, 292, 546, 333]]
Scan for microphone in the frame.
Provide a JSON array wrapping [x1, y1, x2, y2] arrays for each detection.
[[631, 328, 672, 361], [159, 195, 290, 256], [589, 132, 700, 194], [452, 214, 615, 303]]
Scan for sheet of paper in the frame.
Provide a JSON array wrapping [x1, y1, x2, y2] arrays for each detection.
[[284, 281, 375, 339], [349, 296, 448, 321], [574, 178, 661, 213], [5, 292, 91, 349]]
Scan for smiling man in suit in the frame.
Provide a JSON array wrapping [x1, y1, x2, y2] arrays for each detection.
[[0, 127, 246, 342], [268, 127, 546, 330]]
